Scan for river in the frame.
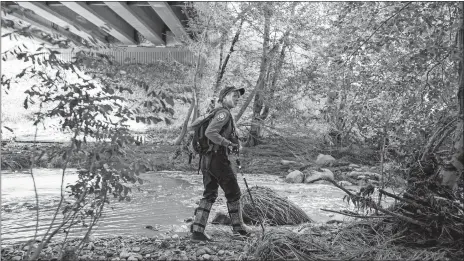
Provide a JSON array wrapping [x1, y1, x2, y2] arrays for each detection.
[[1, 169, 196, 245], [1, 168, 396, 246]]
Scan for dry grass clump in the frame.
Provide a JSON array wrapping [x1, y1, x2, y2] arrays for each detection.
[[327, 221, 453, 260], [241, 186, 312, 226], [250, 221, 455, 261], [250, 228, 328, 261]]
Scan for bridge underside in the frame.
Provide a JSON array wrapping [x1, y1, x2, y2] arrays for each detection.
[[2, 1, 198, 64]]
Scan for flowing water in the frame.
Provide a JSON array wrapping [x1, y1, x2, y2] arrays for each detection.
[[1, 169, 196, 245], [1, 169, 396, 246]]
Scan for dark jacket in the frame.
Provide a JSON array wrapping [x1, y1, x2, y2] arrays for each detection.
[[205, 107, 236, 149]]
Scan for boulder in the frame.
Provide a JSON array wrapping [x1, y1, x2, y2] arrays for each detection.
[[315, 154, 336, 166], [304, 169, 334, 183], [285, 170, 304, 183]]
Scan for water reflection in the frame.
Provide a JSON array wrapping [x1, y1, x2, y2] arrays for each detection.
[[1, 169, 195, 245]]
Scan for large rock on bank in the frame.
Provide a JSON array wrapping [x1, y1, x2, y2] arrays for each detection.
[[315, 154, 336, 167], [304, 169, 334, 184], [285, 170, 304, 183]]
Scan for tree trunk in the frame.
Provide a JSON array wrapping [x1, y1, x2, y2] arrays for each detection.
[[214, 18, 245, 94], [447, 2, 464, 188], [191, 88, 200, 123], [175, 56, 202, 143], [246, 4, 272, 147], [266, 28, 291, 118], [247, 77, 266, 146], [174, 90, 196, 145], [217, 30, 227, 76], [235, 76, 259, 122], [174, 17, 210, 142]]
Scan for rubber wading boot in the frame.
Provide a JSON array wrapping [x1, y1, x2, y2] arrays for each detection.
[[227, 200, 252, 237], [190, 199, 213, 241]]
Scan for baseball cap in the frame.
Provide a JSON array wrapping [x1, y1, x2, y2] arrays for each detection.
[[218, 86, 245, 102]]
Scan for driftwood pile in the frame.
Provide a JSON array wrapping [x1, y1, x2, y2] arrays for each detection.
[[250, 162, 463, 260], [380, 160, 464, 250]]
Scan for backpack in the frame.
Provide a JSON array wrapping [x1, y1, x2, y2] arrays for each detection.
[[189, 107, 229, 155]]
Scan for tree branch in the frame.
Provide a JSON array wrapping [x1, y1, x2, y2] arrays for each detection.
[[321, 208, 393, 219], [214, 18, 245, 92], [346, 2, 413, 62]]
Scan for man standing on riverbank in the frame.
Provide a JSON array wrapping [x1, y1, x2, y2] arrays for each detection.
[[190, 86, 252, 241]]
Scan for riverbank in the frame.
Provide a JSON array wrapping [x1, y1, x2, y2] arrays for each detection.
[[2, 222, 457, 261], [1, 230, 259, 261]]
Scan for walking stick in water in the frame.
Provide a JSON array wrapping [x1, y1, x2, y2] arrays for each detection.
[[235, 156, 265, 237]]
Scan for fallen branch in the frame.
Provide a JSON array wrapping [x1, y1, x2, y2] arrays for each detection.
[[307, 177, 358, 199], [366, 199, 429, 228], [309, 177, 430, 228], [433, 196, 464, 212], [379, 189, 429, 210], [402, 192, 432, 207], [321, 208, 392, 219]]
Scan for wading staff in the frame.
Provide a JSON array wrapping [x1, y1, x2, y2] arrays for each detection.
[[235, 154, 265, 237]]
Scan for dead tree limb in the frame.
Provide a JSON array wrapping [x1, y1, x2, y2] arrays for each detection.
[[308, 177, 429, 227], [379, 189, 429, 210], [320, 208, 392, 219]]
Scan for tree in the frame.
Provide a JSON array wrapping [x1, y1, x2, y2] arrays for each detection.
[[240, 2, 298, 146], [173, 2, 251, 145]]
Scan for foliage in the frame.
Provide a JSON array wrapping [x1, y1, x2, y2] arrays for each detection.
[[311, 2, 460, 155], [177, 1, 462, 154], [74, 52, 194, 125], [1, 17, 188, 259]]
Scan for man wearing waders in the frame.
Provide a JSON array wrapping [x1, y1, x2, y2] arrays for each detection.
[[191, 86, 252, 241]]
